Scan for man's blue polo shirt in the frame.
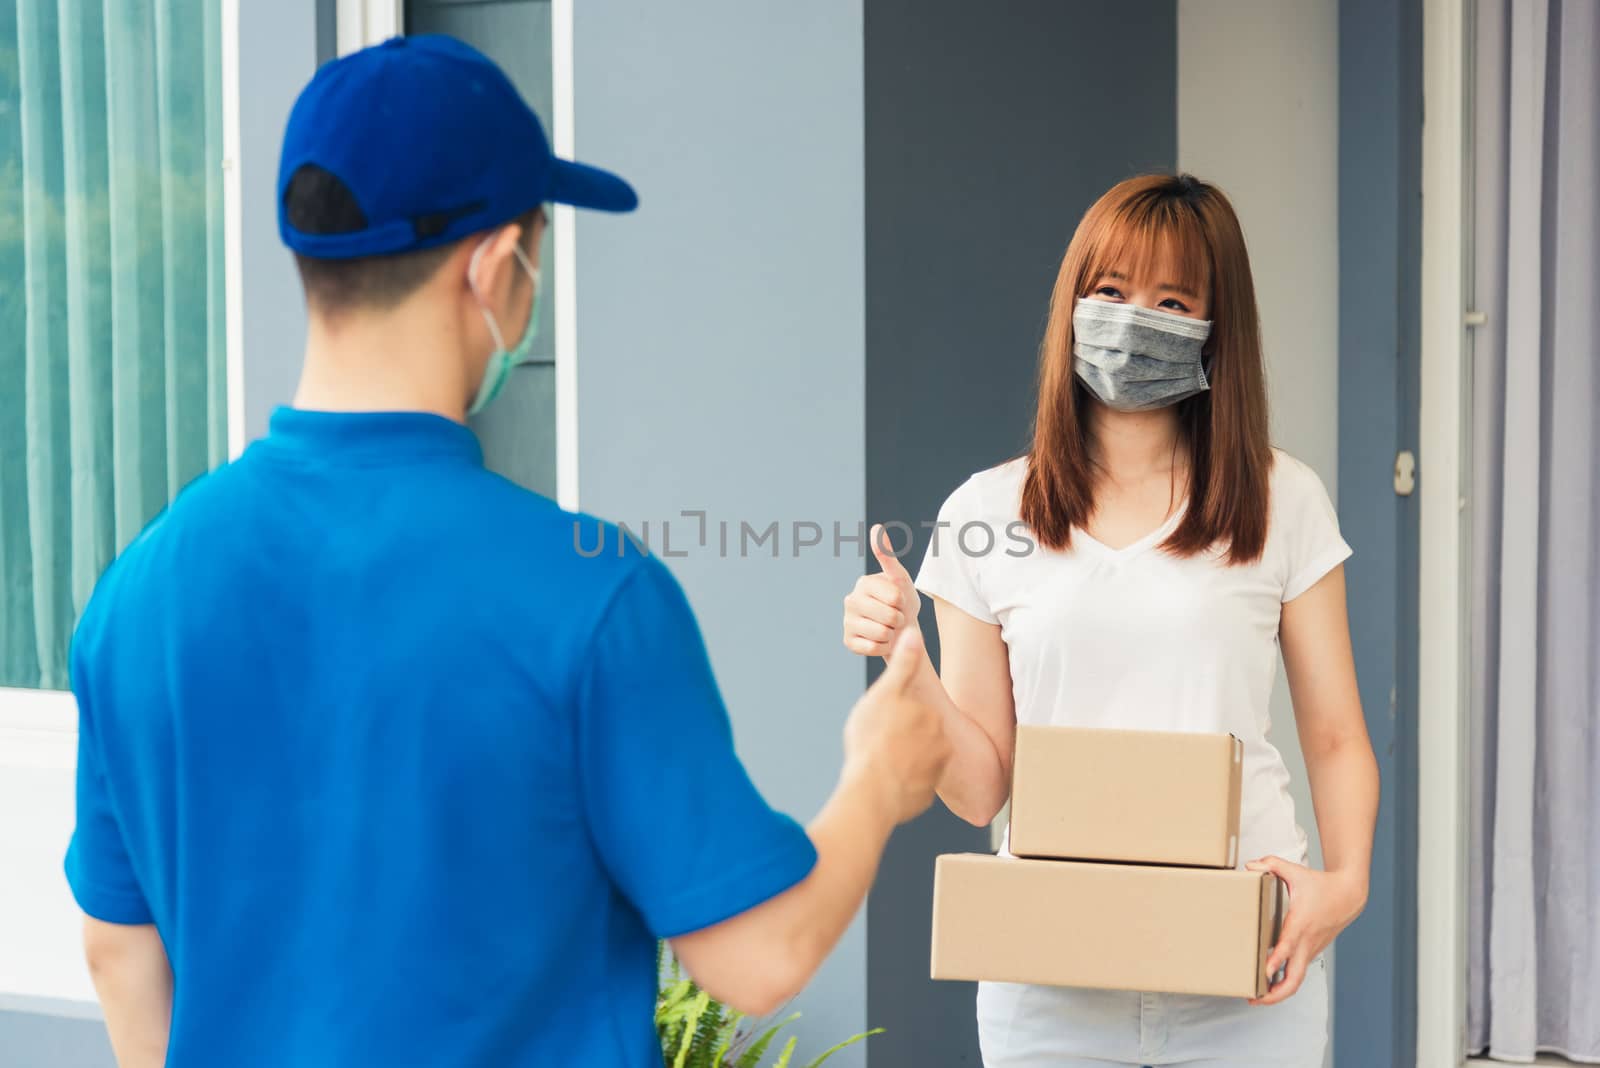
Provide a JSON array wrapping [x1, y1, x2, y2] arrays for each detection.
[[64, 408, 817, 1067]]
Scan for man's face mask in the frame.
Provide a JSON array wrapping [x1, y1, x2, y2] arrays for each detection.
[[466, 235, 541, 417], [1071, 297, 1213, 412]]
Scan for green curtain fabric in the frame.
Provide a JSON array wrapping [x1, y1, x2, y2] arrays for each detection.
[[1, 0, 226, 691]]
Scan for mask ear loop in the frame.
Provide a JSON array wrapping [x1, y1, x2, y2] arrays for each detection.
[[467, 237, 509, 354], [511, 240, 538, 281], [1198, 324, 1218, 386]]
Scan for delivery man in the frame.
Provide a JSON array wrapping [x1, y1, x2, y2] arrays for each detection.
[[64, 35, 948, 1068]]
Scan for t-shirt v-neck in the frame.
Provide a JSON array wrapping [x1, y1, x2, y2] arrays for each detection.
[[1076, 499, 1188, 560]]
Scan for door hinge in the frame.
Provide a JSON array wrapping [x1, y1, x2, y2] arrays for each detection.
[[1394, 451, 1416, 496]]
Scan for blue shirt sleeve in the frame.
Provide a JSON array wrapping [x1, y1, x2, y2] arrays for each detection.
[[576, 554, 817, 938], [63, 625, 154, 926]]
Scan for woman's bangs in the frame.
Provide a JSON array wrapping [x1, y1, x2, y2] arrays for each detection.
[[1082, 200, 1211, 303]]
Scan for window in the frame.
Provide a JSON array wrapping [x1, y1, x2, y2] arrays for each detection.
[[0, 1, 228, 692]]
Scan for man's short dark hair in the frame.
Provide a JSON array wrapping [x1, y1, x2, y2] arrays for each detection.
[[284, 164, 538, 314]]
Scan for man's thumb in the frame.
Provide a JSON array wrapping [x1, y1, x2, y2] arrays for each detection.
[[881, 626, 924, 687], [871, 524, 912, 581]]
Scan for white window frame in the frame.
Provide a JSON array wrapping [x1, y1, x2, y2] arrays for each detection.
[[223, 0, 246, 464], [1416, 0, 1471, 1063], [0, 689, 79, 736], [552, 0, 578, 512], [336, 0, 403, 56]]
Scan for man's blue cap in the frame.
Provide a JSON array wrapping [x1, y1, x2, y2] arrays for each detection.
[[278, 35, 636, 260]]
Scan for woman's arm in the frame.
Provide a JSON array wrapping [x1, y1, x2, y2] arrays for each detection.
[[1284, 564, 1380, 886], [920, 597, 1018, 826], [1247, 564, 1380, 1005]]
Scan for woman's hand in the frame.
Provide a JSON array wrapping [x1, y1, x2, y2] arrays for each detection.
[[1246, 856, 1368, 1006], [844, 530, 1018, 826], [843, 524, 922, 659]]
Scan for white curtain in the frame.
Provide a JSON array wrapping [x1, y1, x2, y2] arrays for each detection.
[[0, 0, 227, 691], [1467, 0, 1599, 1061]]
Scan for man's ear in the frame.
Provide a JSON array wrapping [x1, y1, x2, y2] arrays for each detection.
[[465, 223, 526, 299]]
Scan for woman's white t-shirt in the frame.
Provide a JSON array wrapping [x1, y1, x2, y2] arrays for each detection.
[[914, 449, 1352, 867]]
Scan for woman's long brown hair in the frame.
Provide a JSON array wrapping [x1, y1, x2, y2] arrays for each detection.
[[1020, 173, 1272, 564]]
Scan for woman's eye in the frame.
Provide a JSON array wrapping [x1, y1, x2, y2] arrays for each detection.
[[1159, 298, 1191, 313], [1096, 286, 1124, 299]]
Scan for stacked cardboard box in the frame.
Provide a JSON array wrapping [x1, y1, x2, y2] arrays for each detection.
[[930, 725, 1282, 999]]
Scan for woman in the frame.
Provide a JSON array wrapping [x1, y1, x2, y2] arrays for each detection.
[[842, 173, 1377, 1067]]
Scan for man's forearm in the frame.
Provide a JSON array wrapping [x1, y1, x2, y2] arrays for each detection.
[[670, 631, 945, 1016], [84, 919, 172, 1068], [669, 766, 896, 1016], [782, 766, 898, 977]]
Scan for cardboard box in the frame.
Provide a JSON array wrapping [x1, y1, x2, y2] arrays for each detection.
[[1009, 725, 1243, 868], [930, 854, 1280, 998]]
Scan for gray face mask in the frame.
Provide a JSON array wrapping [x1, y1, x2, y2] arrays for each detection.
[[1071, 298, 1213, 412]]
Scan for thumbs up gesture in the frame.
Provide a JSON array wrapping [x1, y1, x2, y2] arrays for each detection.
[[843, 524, 922, 661], [843, 627, 949, 824]]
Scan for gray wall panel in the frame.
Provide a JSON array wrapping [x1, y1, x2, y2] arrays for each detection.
[[1335, 0, 1422, 1063], [239, 0, 322, 441], [572, 2, 869, 1061], [407, 0, 559, 496], [0, 1009, 112, 1068], [863, 3, 1177, 1064], [471, 364, 556, 498]]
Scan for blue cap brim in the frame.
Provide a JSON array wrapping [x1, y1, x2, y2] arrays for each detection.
[[548, 159, 638, 213]]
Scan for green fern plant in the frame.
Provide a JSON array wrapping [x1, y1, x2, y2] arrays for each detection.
[[656, 943, 883, 1068]]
